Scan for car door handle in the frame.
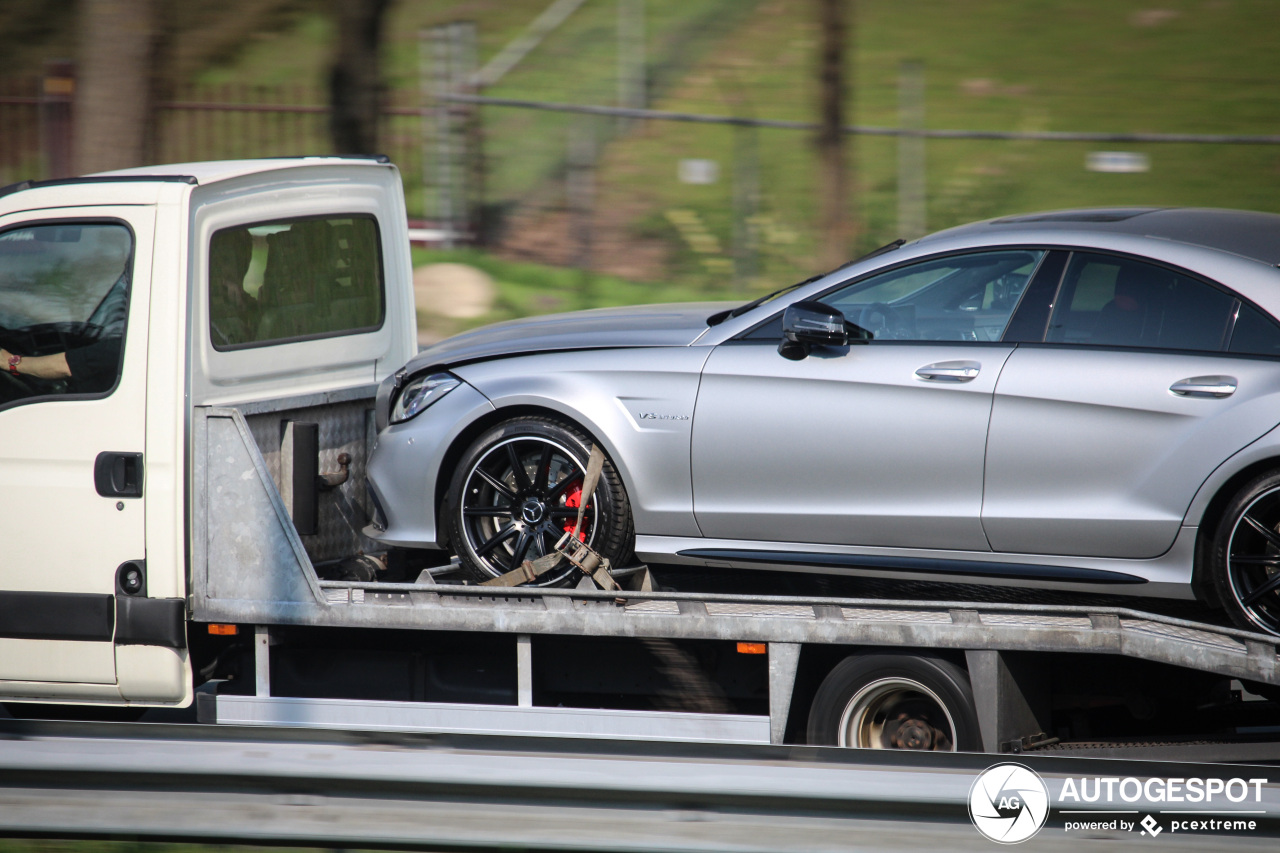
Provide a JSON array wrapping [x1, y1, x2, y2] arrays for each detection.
[[1170, 375, 1237, 398], [915, 361, 981, 382]]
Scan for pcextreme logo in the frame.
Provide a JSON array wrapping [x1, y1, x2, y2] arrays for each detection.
[[969, 763, 1051, 844], [969, 763, 1271, 844]]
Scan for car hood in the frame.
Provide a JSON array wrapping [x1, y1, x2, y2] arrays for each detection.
[[402, 301, 736, 373]]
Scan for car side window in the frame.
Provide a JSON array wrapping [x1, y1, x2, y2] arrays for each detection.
[[0, 222, 132, 407], [1229, 303, 1280, 358], [209, 214, 384, 350], [819, 250, 1044, 342], [1046, 253, 1234, 351]]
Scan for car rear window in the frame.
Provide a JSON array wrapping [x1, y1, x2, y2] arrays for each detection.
[[1229, 303, 1280, 358], [1046, 253, 1234, 352]]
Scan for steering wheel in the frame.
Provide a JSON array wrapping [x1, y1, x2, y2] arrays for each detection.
[[855, 302, 909, 340], [0, 367, 35, 405]]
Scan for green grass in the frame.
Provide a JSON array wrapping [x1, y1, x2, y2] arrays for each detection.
[[589, 0, 1280, 292], [411, 245, 731, 340]]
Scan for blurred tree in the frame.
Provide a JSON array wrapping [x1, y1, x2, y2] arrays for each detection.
[[0, 0, 78, 78], [816, 0, 854, 268], [74, 0, 161, 173], [328, 0, 392, 155], [2, 0, 310, 176]]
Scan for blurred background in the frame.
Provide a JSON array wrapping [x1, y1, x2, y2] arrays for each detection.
[[3, 0, 1279, 344]]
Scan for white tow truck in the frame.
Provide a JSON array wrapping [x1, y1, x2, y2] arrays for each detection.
[[0, 158, 1276, 757]]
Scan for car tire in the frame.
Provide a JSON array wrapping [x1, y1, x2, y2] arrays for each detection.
[[446, 416, 634, 586], [806, 652, 982, 751], [1210, 470, 1280, 636]]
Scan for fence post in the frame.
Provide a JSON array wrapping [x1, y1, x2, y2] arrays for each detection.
[[41, 60, 76, 179], [418, 29, 434, 226], [459, 23, 486, 245], [617, 0, 646, 134], [732, 121, 759, 292], [568, 116, 597, 287], [431, 25, 457, 247], [429, 22, 479, 247], [897, 59, 926, 240]]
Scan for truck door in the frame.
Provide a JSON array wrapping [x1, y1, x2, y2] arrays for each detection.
[[0, 207, 154, 698]]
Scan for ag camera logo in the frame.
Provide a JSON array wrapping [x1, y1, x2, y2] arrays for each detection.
[[969, 763, 1050, 844]]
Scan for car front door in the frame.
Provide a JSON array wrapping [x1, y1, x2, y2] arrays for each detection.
[[0, 207, 153, 697], [983, 251, 1280, 558], [691, 249, 1046, 552]]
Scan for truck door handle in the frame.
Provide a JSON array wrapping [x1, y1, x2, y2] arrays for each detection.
[[95, 452, 144, 498], [915, 361, 980, 382], [1170, 376, 1237, 398]]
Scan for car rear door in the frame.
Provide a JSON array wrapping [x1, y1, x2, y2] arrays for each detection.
[[691, 249, 1044, 552], [983, 251, 1280, 558], [0, 205, 154, 697]]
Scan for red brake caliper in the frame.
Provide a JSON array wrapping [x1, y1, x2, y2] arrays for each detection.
[[562, 479, 588, 542]]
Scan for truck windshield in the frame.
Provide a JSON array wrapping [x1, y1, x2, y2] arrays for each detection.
[[209, 214, 384, 350]]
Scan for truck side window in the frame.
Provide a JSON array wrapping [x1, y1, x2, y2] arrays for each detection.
[[0, 222, 132, 407], [209, 215, 384, 349]]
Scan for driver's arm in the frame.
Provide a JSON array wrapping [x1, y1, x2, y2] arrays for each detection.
[[0, 347, 71, 380]]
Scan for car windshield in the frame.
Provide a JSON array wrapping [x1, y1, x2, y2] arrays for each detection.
[[709, 239, 906, 326]]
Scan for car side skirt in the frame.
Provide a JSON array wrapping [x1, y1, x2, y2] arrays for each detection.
[[676, 548, 1144, 584], [637, 527, 1200, 600]]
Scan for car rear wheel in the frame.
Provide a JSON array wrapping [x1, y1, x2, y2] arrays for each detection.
[[446, 416, 633, 586], [1211, 471, 1280, 636], [807, 652, 981, 751]]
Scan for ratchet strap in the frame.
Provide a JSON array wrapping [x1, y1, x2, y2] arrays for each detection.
[[481, 444, 619, 590]]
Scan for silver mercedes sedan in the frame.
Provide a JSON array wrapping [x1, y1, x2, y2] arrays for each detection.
[[366, 208, 1280, 637]]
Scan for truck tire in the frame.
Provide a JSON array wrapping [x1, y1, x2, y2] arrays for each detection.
[[807, 652, 981, 751], [446, 416, 634, 586], [1210, 470, 1280, 636]]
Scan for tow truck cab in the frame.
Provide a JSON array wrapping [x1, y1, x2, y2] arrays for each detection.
[[0, 158, 416, 708]]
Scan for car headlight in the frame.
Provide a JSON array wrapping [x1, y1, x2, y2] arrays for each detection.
[[390, 372, 460, 423]]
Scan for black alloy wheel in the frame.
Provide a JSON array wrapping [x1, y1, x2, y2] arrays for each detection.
[[1213, 472, 1280, 636], [447, 417, 633, 586]]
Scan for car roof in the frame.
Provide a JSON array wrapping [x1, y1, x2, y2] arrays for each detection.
[[925, 207, 1280, 266]]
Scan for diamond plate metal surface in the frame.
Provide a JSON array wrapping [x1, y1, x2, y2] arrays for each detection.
[[981, 613, 1094, 629], [245, 400, 376, 564], [1123, 619, 1247, 653], [840, 608, 952, 623], [625, 600, 680, 615], [704, 603, 815, 619]]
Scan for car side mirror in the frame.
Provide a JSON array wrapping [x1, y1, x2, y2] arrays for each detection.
[[778, 300, 871, 360]]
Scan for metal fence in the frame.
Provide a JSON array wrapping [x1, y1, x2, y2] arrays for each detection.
[[8, 54, 1280, 293], [0, 76, 426, 206]]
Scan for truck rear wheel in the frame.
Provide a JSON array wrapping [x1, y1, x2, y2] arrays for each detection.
[[806, 652, 981, 751], [446, 416, 633, 586]]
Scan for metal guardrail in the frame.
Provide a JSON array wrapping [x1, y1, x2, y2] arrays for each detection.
[[0, 721, 1278, 852]]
